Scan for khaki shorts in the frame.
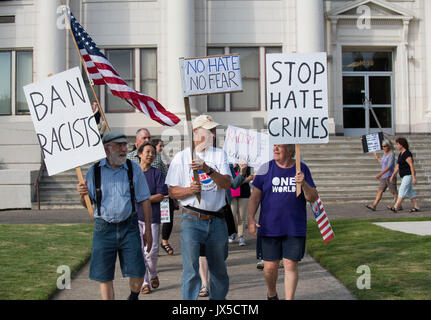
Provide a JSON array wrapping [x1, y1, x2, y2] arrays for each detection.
[[378, 177, 397, 194]]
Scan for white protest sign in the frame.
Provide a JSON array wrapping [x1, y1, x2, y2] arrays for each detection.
[[160, 198, 170, 223], [180, 54, 243, 97], [361, 132, 384, 153], [23, 67, 106, 176], [223, 125, 272, 168], [266, 52, 329, 145]]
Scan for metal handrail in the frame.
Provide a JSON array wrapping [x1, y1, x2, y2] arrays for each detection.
[[34, 154, 45, 210]]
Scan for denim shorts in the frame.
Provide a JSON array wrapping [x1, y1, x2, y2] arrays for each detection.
[[89, 213, 146, 282], [260, 235, 306, 262]]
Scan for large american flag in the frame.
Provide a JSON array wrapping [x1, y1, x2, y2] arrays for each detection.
[[66, 10, 181, 127], [310, 196, 335, 243]]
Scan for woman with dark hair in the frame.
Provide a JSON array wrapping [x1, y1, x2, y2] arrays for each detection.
[[137, 142, 168, 294], [388, 137, 420, 213]]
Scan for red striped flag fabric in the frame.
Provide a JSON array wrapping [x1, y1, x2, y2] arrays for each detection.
[[310, 196, 335, 243], [67, 10, 181, 127]]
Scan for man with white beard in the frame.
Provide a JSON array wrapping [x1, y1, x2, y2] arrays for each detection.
[[77, 131, 153, 300]]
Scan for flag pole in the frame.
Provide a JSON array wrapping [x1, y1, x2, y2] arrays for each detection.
[[60, 3, 99, 218], [60, 3, 110, 133]]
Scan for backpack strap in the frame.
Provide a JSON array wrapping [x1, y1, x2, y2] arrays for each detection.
[[94, 161, 102, 216], [126, 159, 136, 214], [94, 159, 136, 217]]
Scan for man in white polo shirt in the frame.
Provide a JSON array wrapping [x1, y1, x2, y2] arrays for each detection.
[[165, 115, 232, 300]]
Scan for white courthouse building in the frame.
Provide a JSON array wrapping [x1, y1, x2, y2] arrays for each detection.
[[0, 0, 431, 207]]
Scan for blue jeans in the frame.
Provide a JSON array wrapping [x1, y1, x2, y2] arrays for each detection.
[[398, 175, 416, 199], [181, 211, 229, 300]]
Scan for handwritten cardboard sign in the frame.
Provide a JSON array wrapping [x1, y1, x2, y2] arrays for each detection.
[[23, 67, 106, 176], [223, 125, 272, 169], [361, 132, 384, 153], [266, 52, 329, 145], [180, 54, 243, 97]]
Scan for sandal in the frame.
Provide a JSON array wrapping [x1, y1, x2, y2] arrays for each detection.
[[141, 285, 151, 294], [410, 208, 421, 213], [365, 204, 376, 211], [161, 243, 174, 255], [198, 285, 209, 297], [387, 206, 398, 213], [150, 276, 159, 289]]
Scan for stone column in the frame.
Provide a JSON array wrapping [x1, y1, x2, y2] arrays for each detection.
[[425, 0, 431, 115], [296, 0, 325, 53], [166, 0, 197, 114], [35, 0, 65, 80]]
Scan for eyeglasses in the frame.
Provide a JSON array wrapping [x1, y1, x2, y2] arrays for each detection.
[[382, 145, 388, 148]]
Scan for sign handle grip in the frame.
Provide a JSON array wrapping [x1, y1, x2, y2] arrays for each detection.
[[75, 167, 94, 218], [296, 144, 301, 197]]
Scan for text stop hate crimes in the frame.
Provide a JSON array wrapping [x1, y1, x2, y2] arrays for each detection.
[[28, 76, 101, 159], [266, 53, 329, 143]]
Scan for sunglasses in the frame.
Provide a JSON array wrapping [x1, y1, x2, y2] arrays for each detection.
[[382, 145, 389, 148]]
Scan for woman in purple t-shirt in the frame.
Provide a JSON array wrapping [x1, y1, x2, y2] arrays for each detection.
[[248, 144, 318, 300], [365, 139, 399, 211]]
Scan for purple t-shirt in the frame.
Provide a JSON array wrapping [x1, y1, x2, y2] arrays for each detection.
[[381, 152, 395, 179], [137, 167, 168, 224], [252, 160, 315, 237]]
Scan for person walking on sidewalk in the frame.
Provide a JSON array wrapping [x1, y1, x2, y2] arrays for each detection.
[[165, 115, 232, 300], [365, 139, 399, 211], [388, 137, 421, 213], [248, 144, 318, 300], [76, 131, 153, 300], [137, 142, 168, 294], [228, 161, 254, 246]]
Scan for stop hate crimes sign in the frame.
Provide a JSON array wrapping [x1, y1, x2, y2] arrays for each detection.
[[23, 67, 106, 176], [180, 54, 243, 96], [266, 53, 329, 145]]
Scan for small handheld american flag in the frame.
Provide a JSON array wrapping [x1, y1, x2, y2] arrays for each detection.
[[310, 196, 335, 243], [65, 9, 181, 127]]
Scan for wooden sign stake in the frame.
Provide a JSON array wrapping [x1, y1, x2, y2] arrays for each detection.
[[296, 144, 301, 197], [184, 97, 201, 203]]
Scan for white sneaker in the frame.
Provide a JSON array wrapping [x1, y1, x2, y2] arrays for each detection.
[[238, 236, 246, 246], [228, 233, 236, 244]]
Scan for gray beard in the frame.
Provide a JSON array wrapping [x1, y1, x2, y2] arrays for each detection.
[[108, 150, 126, 167]]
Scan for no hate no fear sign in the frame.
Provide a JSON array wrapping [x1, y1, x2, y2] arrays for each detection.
[[180, 54, 243, 96], [23, 67, 106, 176], [266, 53, 329, 145]]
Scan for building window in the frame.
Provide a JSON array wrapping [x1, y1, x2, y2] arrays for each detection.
[[16, 51, 33, 114], [141, 48, 157, 100], [105, 49, 135, 113], [0, 51, 11, 115], [206, 46, 282, 112], [230, 47, 259, 111], [0, 50, 33, 116]]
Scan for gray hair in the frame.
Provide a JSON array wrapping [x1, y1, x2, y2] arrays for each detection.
[[383, 138, 394, 150]]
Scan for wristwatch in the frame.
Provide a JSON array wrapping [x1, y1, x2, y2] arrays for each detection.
[[206, 167, 215, 176]]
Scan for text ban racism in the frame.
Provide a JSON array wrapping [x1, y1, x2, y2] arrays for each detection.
[[28, 76, 101, 159], [266, 53, 329, 144]]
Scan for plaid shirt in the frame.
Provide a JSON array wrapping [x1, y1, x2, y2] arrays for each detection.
[[127, 149, 167, 177]]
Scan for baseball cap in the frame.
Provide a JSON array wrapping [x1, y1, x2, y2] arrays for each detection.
[[192, 115, 219, 130], [102, 131, 128, 144]]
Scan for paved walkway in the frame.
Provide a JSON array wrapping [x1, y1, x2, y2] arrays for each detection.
[[1, 202, 431, 300]]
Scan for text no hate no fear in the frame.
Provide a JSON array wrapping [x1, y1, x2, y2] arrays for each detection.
[[28, 77, 101, 159]]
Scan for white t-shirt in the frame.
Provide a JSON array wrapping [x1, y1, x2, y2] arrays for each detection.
[[165, 147, 232, 211]]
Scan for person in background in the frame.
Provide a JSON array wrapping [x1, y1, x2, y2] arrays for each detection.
[[137, 142, 168, 294], [248, 144, 318, 300], [228, 161, 254, 246], [388, 137, 421, 213], [91, 100, 106, 136], [198, 244, 210, 298], [153, 138, 176, 256], [365, 139, 399, 211]]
